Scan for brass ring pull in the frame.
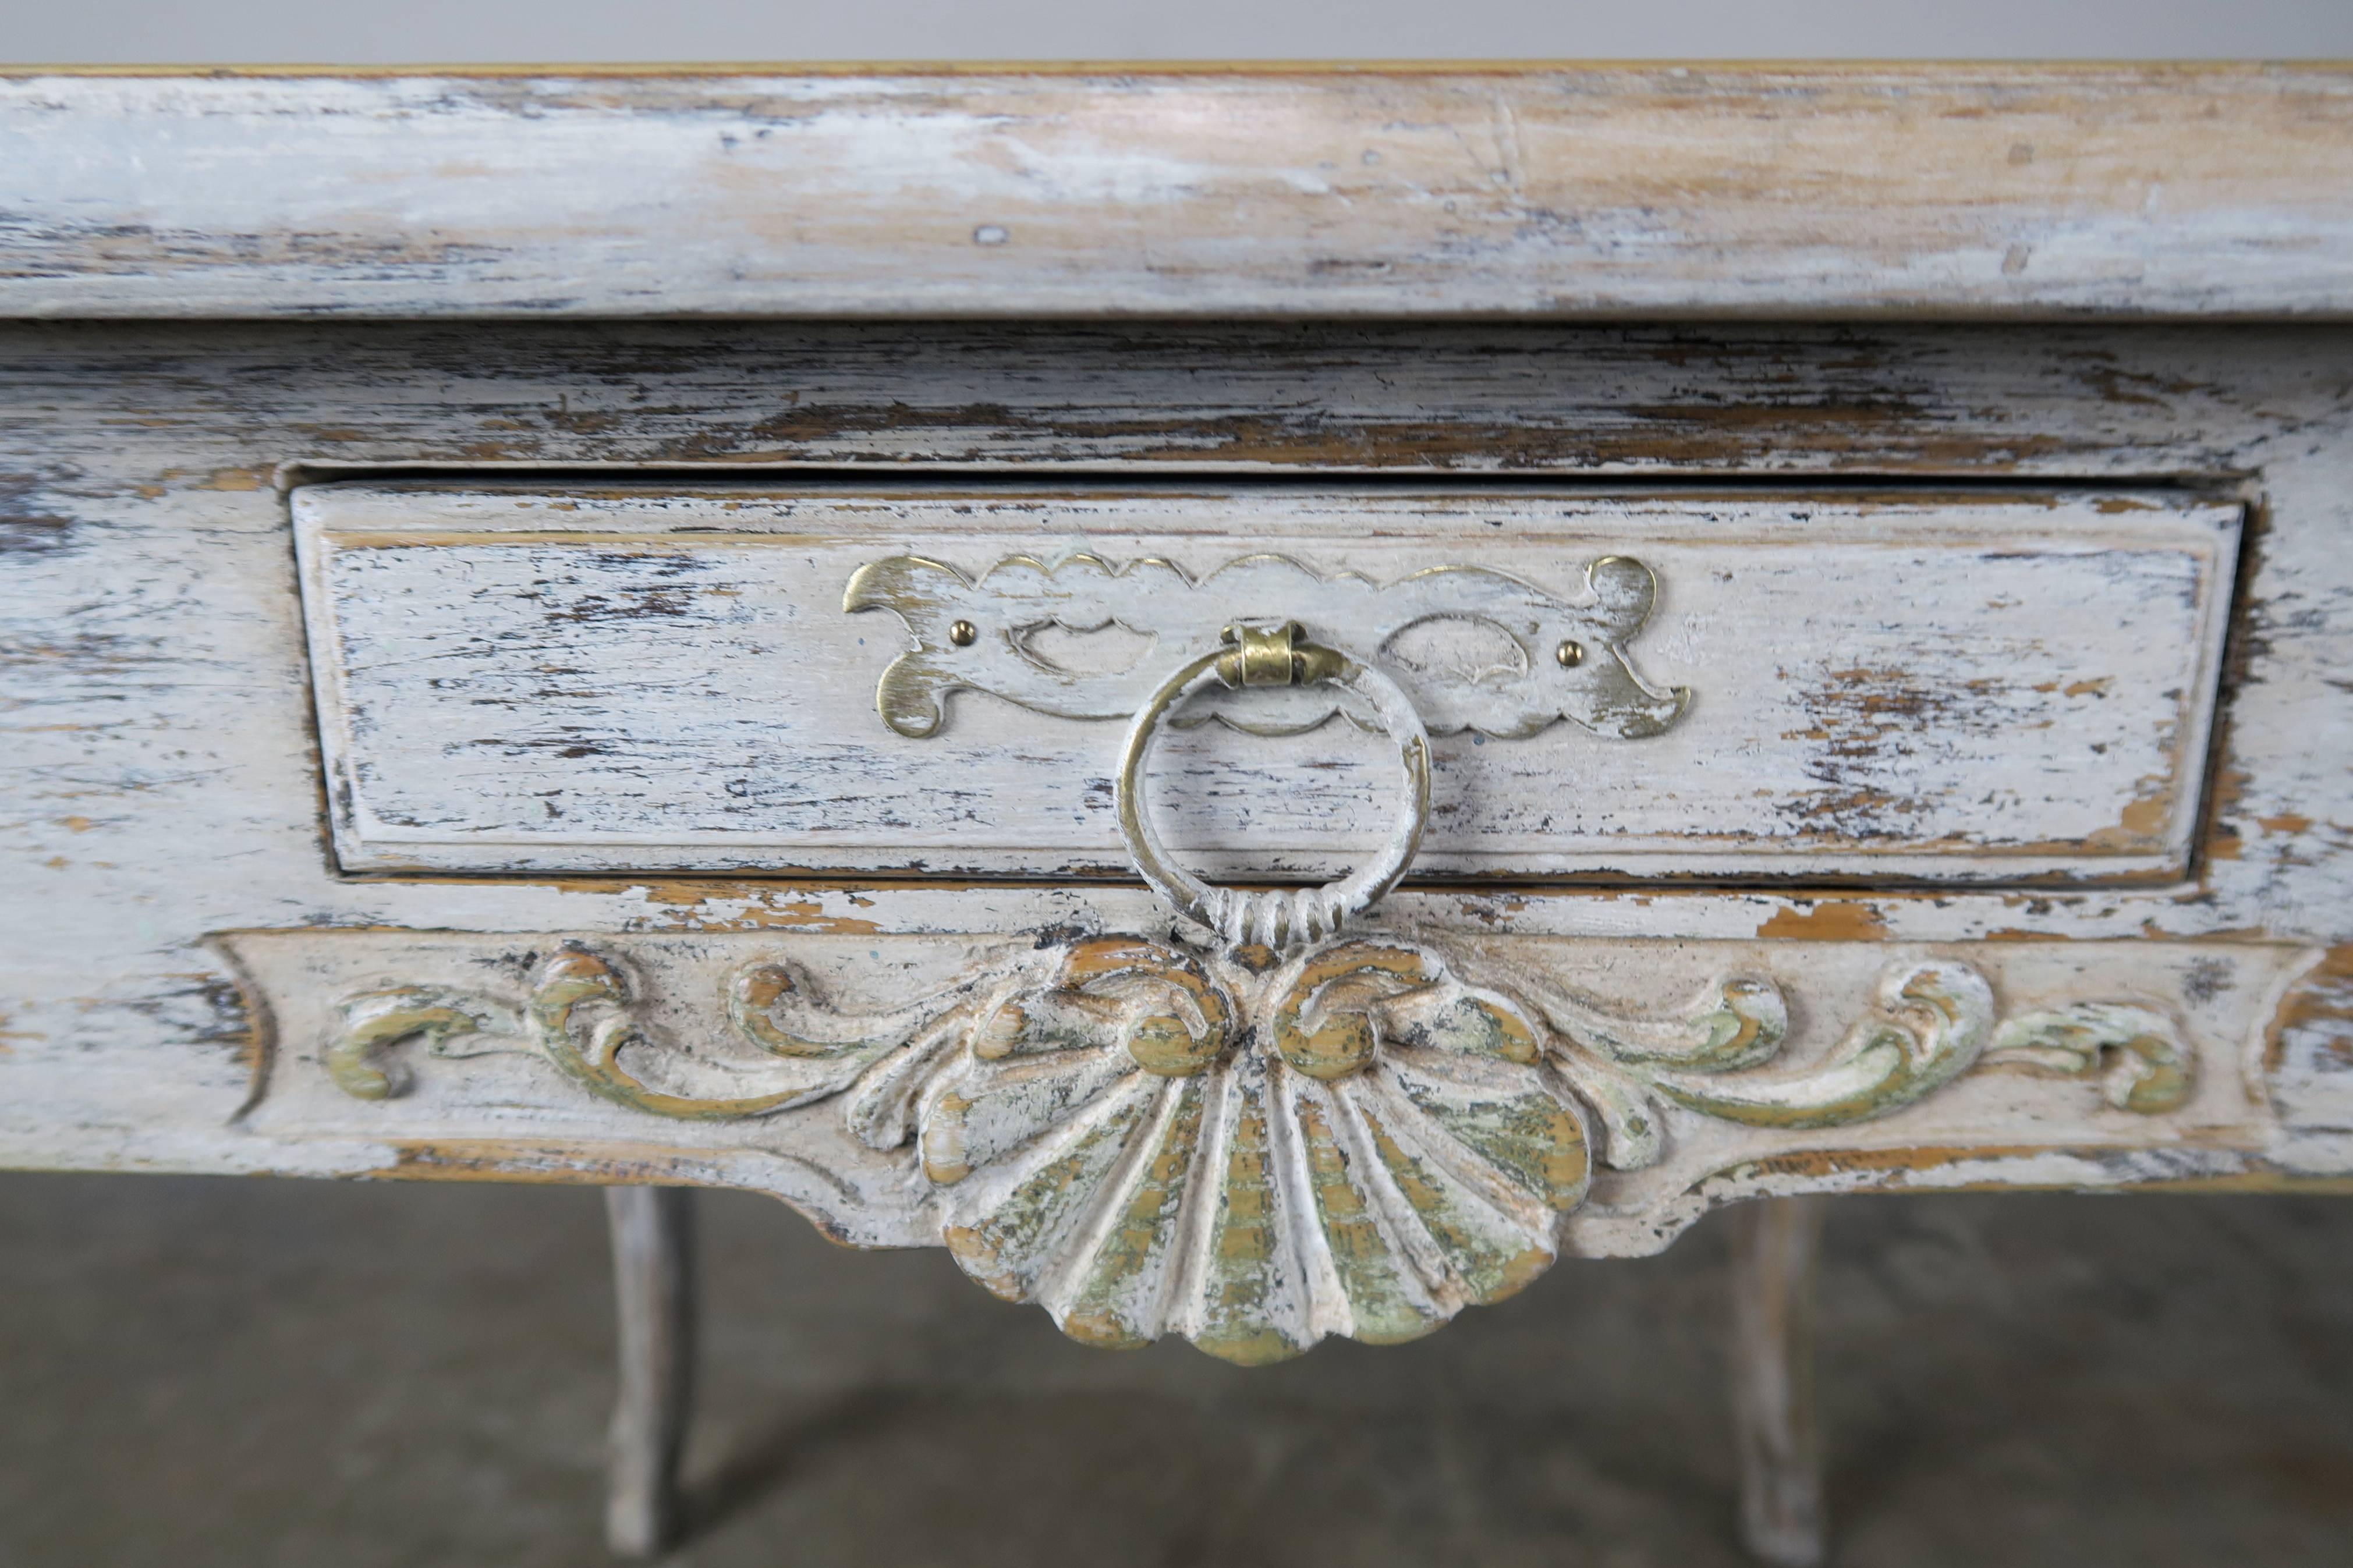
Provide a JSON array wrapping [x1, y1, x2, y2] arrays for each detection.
[[1115, 622, 1433, 948]]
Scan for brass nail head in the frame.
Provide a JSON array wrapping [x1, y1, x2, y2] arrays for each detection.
[[1555, 638, 1585, 668], [949, 620, 978, 647]]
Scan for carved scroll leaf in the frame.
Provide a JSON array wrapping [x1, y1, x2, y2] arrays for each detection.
[[321, 946, 991, 1123], [531, 950, 874, 1120], [1542, 963, 1991, 1168], [327, 988, 521, 1101], [313, 935, 2198, 1362], [1983, 1002, 2191, 1112], [1534, 963, 2189, 1173], [843, 551, 1690, 742], [1526, 974, 1790, 1170], [1638, 961, 1994, 1129]]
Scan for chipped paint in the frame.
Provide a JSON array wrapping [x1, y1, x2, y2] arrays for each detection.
[[8, 68, 2353, 320], [215, 926, 2301, 1353], [2266, 943, 2353, 1078], [1757, 903, 1889, 941], [296, 484, 2236, 885], [0, 310, 2347, 1312]]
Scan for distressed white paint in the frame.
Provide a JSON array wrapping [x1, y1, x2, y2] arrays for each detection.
[[215, 930, 2308, 1269], [5, 68, 2353, 320], [0, 317, 2349, 1262], [1728, 1197, 1825, 1568], [294, 485, 2239, 883]]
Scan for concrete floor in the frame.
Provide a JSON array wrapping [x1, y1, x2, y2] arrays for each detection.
[[1, 1175, 2349, 1566]]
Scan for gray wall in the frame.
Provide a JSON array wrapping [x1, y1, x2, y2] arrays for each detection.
[[9, 0, 2353, 65]]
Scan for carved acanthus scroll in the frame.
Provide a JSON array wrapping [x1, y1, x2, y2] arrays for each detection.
[[842, 551, 1692, 740], [1983, 1003, 2191, 1112], [313, 934, 2192, 1364], [1531, 963, 1993, 1170]]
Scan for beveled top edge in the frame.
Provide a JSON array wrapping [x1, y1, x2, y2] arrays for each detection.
[[7, 65, 2351, 322]]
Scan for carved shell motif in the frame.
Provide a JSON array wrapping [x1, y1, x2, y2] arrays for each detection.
[[915, 938, 1589, 1365], [318, 935, 2193, 1364]]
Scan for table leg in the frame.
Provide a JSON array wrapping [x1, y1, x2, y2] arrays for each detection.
[[604, 1186, 697, 1558], [1728, 1196, 1826, 1567]]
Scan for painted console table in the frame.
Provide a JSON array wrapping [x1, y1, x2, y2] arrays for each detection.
[[5, 63, 2352, 1563]]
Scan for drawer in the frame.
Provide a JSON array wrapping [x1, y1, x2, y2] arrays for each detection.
[[293, 480, 2241, 885]]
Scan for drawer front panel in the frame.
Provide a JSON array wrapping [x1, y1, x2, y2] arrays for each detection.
[[295, 484, 2240, 884]]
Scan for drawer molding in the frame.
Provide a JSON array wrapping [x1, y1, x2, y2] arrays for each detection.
[[843, 548, 1689, 742], [293, 484, 2242, 884], [224, 928, 2232, 1362]]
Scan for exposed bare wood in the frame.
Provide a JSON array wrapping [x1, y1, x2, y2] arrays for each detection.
[[5, 68, 2353, 320], [1728, 1197, 1826, 1568], [0, 318, 2326, 477], [604, 1186, 695, 1559]]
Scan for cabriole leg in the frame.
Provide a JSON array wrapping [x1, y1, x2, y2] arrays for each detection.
[[604, 1186, 697, 1558], [1728, 1196, 1826, 1567]]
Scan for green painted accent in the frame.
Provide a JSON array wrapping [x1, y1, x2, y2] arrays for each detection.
[[1295, 1091, 1439, 1346], [1408, 992, 1541, 1065], [529, 951, 815, 1121], [1684, 980, 1789, 1070], [1987, 1003, 2190, 1113], [1193, 1081, 1306, 1365], [1641, 962, 1991, 1131], [944, 1086, 1154, 1304], [922, 1047, 1135, 1184], [1394, 1071, 1590, 1212], [1061, 1080, 1207, 1347], [1355, 1101, 1553, 1307], [1650, 1025, 1939, 1130], [325, 993, 497, 1101]]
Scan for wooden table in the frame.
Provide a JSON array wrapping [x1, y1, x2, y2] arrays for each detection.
[[5, 64, 2351, 1563]]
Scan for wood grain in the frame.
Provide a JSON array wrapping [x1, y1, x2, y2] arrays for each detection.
[[1, 320, 2348, 1228], [1728, 1197, 1826, 1568], [4, 66, 2352, 321], [210, 929, 2309, 1267], [292, 483, 2241, 884], [603, 1186, 694, 1559]]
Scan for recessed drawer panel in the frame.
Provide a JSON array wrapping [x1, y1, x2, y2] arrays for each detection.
[[293, 483, 2239, 885]]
